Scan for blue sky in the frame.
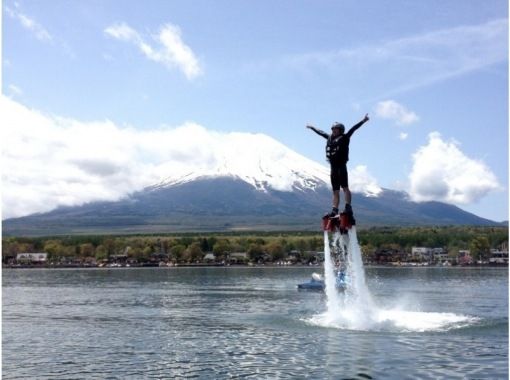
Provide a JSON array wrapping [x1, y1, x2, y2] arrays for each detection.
[[2, 0, 509, 222]]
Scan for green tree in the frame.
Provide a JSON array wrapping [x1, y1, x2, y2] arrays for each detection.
[[5, 240, 20, 256], [295, 239, 308, 254], [470, 236, 490, 261], [170, 244, 186, 262], [266, 242, 285, 262], [308, 237, 321, 251], [187, 243, 204, 262], [128, 246, 145, 262], [43, 240, 65, 261], [103, 239, 116, 257], [95, 245, 108, 261], [79, 243, 95, 258], [2, 239, 21, 262], [142, 246, 153, 261], [247, 243, 264, 262], [213, 240, 231, 261], [237, 237, 249, 252]]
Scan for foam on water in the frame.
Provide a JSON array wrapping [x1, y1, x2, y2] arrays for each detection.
[[307, 227, 479, 332]]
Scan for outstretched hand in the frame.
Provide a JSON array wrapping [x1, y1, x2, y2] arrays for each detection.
[[363, 113, 369, 122], [306, 124, 313, 129]]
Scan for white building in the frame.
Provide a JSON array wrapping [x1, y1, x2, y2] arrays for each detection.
[[489, 249, 508, 264], [16, 253, 48, 263], [411, 247, 432, 261], [229, 252, 248, 263], [411, 247, 450, 263], [203, 253, 216, 262], [432, 248, 449, 263]]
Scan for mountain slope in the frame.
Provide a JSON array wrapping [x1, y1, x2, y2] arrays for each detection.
[[2, 176, 500, 236]]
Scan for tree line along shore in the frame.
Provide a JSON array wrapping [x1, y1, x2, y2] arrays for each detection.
[[2, 226, 508, 267]]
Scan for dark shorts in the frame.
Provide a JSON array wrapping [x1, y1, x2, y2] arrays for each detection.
[[330, 163, 348, 190]]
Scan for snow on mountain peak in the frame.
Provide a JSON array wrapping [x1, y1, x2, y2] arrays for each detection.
[[152, 131, 331, 192]]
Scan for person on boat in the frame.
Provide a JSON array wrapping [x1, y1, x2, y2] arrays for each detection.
[[306, 113, 369, 217]]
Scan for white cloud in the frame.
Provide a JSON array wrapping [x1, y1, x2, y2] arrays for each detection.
[[399, 132, 408, 140], [1, 98, 148, 219], [283, 19, 507, 94], [5, 4, 53, 42], [0, 96, 222, 219], [104, 22, 139, 41], [349, 165, 382, 197], [104, 22, 202, 80], [8, 84, 23, 97], [409, 132, 502, 204], [375, 100, 419, 125]]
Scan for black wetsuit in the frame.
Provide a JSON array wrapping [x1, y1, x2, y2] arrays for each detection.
[[309, 120, 366, 190]]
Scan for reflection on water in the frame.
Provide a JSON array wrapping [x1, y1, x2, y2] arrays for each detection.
[[2, 267, 508, 379]]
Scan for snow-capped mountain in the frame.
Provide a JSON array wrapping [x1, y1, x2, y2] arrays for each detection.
[[148, 133, 331, 193]]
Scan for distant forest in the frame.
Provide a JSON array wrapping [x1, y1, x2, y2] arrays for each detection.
[[2, 226, 508, 264]]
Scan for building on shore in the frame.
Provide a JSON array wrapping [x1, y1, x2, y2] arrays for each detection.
[[16, 253, 48, 263], [411, 247, 433, 263], [489, 249, 509, 265]]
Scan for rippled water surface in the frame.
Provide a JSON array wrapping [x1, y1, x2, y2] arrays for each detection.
[[3, 267, 508, 379]]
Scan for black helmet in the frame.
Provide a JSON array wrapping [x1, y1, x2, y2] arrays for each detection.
[[331, 122, 345, 133]]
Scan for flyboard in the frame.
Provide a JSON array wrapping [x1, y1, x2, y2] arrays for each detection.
[[321, 210, 356, 290]]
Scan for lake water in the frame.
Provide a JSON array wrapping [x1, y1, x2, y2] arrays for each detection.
[[2, 266, 508, 379]]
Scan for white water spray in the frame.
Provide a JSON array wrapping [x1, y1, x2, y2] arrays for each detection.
[[323, 231, 340, 318], [309, 227, 477, 332], [322, 227, 376, 328]]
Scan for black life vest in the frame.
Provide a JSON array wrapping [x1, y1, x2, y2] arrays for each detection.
[[326, 135, 349, 163]]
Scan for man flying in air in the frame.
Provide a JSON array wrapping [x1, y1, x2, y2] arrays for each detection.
[[306, 113, 370, 220]]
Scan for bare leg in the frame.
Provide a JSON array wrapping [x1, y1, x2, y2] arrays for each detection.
[[343, 187, 352, 206], [332, 190, 340, 209]]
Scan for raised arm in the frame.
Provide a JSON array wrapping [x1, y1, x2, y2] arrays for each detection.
[[345, 113, 369, 138], [306, 125, 329, 139]]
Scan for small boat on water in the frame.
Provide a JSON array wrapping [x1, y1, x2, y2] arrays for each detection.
[[297, 273, 325, 290], [297, 272, 347, 291]]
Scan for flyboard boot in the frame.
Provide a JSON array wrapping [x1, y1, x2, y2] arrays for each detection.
[[322, 205, 356, 234], [321, 207, 339, 232], [338, 204, 355, 234]]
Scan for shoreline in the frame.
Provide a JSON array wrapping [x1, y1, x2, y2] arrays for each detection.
[[3, 263, 508, 270]]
